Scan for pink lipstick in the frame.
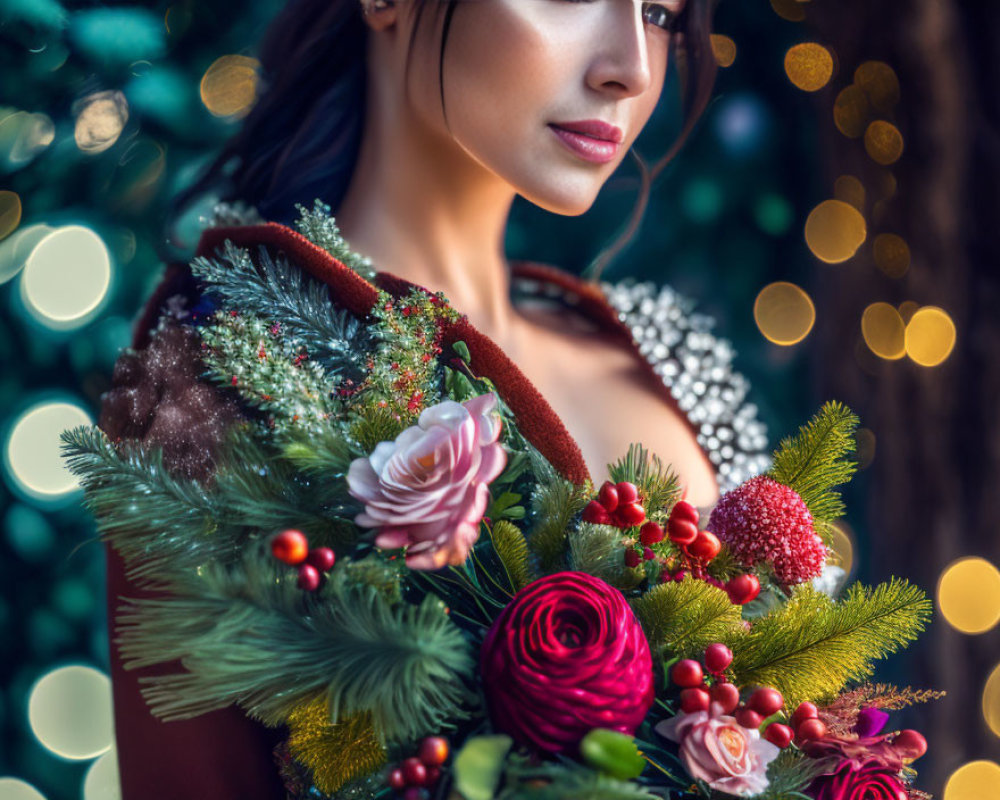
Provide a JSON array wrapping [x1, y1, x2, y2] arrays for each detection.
[[549, 119, 624, 165]]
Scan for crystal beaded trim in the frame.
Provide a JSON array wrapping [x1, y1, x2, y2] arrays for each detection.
[[598, 279, 772, 492]]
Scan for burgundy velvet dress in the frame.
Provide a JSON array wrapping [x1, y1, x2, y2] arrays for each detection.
[[98, 221, 725, 799]]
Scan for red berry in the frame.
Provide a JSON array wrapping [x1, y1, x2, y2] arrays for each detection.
[[680, 687, 711, 713], [726, 573, 761, 605], [670, 499, 700, 525], [271, 529, 309, 565], [582, 500, 612, 525], [672, 569, 688, 582], [671, 659, 704, 688], [305, 547, 336, 572], [297, 564, 321, 591], [616, 502, 646, 527], [893, 729, 928, 761], [418, 736, 449, 767], [735, 707, 763, 729], [639, 520, 665, 546], [615, 481, 639, 504], [643, 547, 656, 561], [704, 643, 734, 673], [402, 757, 427, 786], [598, 481, 619, 512], [790, 701, 819, 730], [424, 766, 441, 785], [667, 518, 699, 546], [764, 723, 794, 748], [796, 718, 827, 740], [710, 682, 741, 714], [388, 768, 407, 790], [687, 530, 722, 561], [624, 548, 642, 568], [748, 687, 784, 717]]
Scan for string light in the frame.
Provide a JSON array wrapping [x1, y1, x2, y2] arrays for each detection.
[[944, 761, 1000, 800], [4, 400, 92, 501], [804, 199, 866, 263], [864, 120, 904, 165], [937, 557, 1000, 635], [854, 61, 901, 114], [73, 90, 129, 154], [905, 306, 956, 367], [200, 55, 260, 118], [0, 190, 21, 241], [83, 749, 121, 800], [872, 232, 910, 278], [753, 282, 815, 345], [0, 779, 47, 799], [833, 175, 865, 212], [861, 302, 905, 360], [833, 85, 869, 139], [27, 666, 114, 760], [784, 43, 834, 92], [710, 35, 737, 68], [983, 664, 1000, 738]]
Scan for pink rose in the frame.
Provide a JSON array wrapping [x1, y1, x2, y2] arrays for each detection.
[[480, 572, 655, 755], [347, 392, 506, 569], [656, 705, 780, 797]]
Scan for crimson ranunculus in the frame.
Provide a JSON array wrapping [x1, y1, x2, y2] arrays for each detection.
[[480, 571, 654, 754], [807, 758, 908, 800]]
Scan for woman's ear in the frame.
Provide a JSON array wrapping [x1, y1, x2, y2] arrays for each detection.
[[360, 0, 398, 32]]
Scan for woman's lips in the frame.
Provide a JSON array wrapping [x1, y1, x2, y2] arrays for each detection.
[[549, 124, 622, 165]]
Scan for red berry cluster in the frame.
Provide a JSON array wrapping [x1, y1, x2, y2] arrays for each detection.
[[789, 702, 827, 743], [670, 644, 794, 748], [270, 530, 336, 592], [583, 481, 647, 529], [386, 736, 449, 799]]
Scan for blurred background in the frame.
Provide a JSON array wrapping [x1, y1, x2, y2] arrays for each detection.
[[1, 0, 998, 798]]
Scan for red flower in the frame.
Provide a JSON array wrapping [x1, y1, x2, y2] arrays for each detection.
[[708, 475, 826, 586], [807, 758, 908, 800], [480, 572, 654, 754]]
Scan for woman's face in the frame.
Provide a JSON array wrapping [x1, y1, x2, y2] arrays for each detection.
[[396, 0, 684, 215]]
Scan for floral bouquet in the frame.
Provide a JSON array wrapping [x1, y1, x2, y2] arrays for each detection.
[[62, 204, 938, 800]]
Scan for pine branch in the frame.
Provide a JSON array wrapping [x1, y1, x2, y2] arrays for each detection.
[[729, 579, 932, 707], [499, 756, 664, 800], [117, 554, 477, 745], [609, 443, 682, 516], [489, 519, 537, 591], [527, 479, 592, 573], [630, 579, 745, 659], [569, 523, 644, 592], [819, 683, 945, 736], [293, 199, 377, 280], [768, 401, 860, 522], [190, 238, 374, 379]]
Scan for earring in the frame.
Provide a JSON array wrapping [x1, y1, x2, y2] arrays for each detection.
[[361, 0, 394, 14]]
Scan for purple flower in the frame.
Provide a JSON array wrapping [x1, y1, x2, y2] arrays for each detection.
[[347, 392, 506, 569], [855, 707, 890, 738]]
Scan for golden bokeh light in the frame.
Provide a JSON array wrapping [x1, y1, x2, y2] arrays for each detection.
[[833, 85, 870, 139], [0, 779, 47, 800], [753, 282, 816, 345], [73, 90, 129, 154], [944, 761, 1000, 800], [983, 664, 1000, 738], [905, 306, 957, 367], [200, 55, 261, 118], [5, 401, 92, 500], [937, 557, 1000, 634], [84, 749, 121, 800], [833, 175, 865, 212], [804, 199, 867, 263], [854, 60, 901, 113], [28, 666, 114, 760], [855, 427, 876, 470], [861, 302, 906, 360], [873, 232, 910, 278], [21, 225, 112, 327], [784, 43, 834, 92], [769, 0, 806, 22], [0, 189, 21, 241], [710, 35, 737, 68], [865, 120, 904, 165], [827, 521, 855, 575]]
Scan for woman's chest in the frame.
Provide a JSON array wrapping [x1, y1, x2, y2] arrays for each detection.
[[501, 310, 721, 508]]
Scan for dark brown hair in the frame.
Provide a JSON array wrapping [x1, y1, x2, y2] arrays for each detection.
[[170, 0, 718, 279]]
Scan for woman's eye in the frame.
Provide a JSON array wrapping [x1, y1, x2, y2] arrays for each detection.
[[641, 2, 679, 33]]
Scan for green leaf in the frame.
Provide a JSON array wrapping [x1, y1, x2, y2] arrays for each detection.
[[489, 519, 536, 591], [452, 340, 472, 363], [453, 735, 513, 800], [629, 578, 745, 659], [579, 729, 645, 781], [729, 579, 932, 707], [768, 401, 860, 522]]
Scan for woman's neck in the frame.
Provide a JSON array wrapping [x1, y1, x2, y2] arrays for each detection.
[[335, 83, 520, 345]]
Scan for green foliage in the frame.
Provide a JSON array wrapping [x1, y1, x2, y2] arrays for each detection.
[[729, 579, 932, 707], [579, 729, 646, 781], [454, 735, 514, 800], [116, 553, 476, 745], [190, 238, 375, 379], [348, 404, 408, 454], [498, 754, 661, 800], [527, 478, 591, 572], [630, 579, 744, 659], [569, 522, 644, 591], [489, 520, 537, 591], [608, 443, 682, 516], [759, 749, 832, 799], [768, 401, 860, 522], [293, 199, 377, 280]]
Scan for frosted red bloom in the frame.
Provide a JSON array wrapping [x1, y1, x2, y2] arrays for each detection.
[[708, 475, 827, 586]]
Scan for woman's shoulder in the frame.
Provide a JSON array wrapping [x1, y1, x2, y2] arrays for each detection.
[[509, 261, 772, 493]]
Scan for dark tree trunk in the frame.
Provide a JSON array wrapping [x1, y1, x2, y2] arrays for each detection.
[[805, 0, 1000, 793]]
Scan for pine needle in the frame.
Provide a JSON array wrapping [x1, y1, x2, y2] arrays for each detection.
[[489, 520, 536, 591], [630, 579, 744, 659], [527, 479, 591, 572], [569, 523, 644, 591], [608, 443, 682, 515], [768, 401, 860, 522]]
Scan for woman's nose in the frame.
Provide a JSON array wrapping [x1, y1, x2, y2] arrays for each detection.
[[586, 1, 655, 98]]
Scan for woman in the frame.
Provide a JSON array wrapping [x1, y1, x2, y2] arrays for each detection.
[[99, 0, 770, 796]]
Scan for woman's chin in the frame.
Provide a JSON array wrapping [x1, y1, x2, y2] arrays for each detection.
[[518, 183, 602, 217]]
